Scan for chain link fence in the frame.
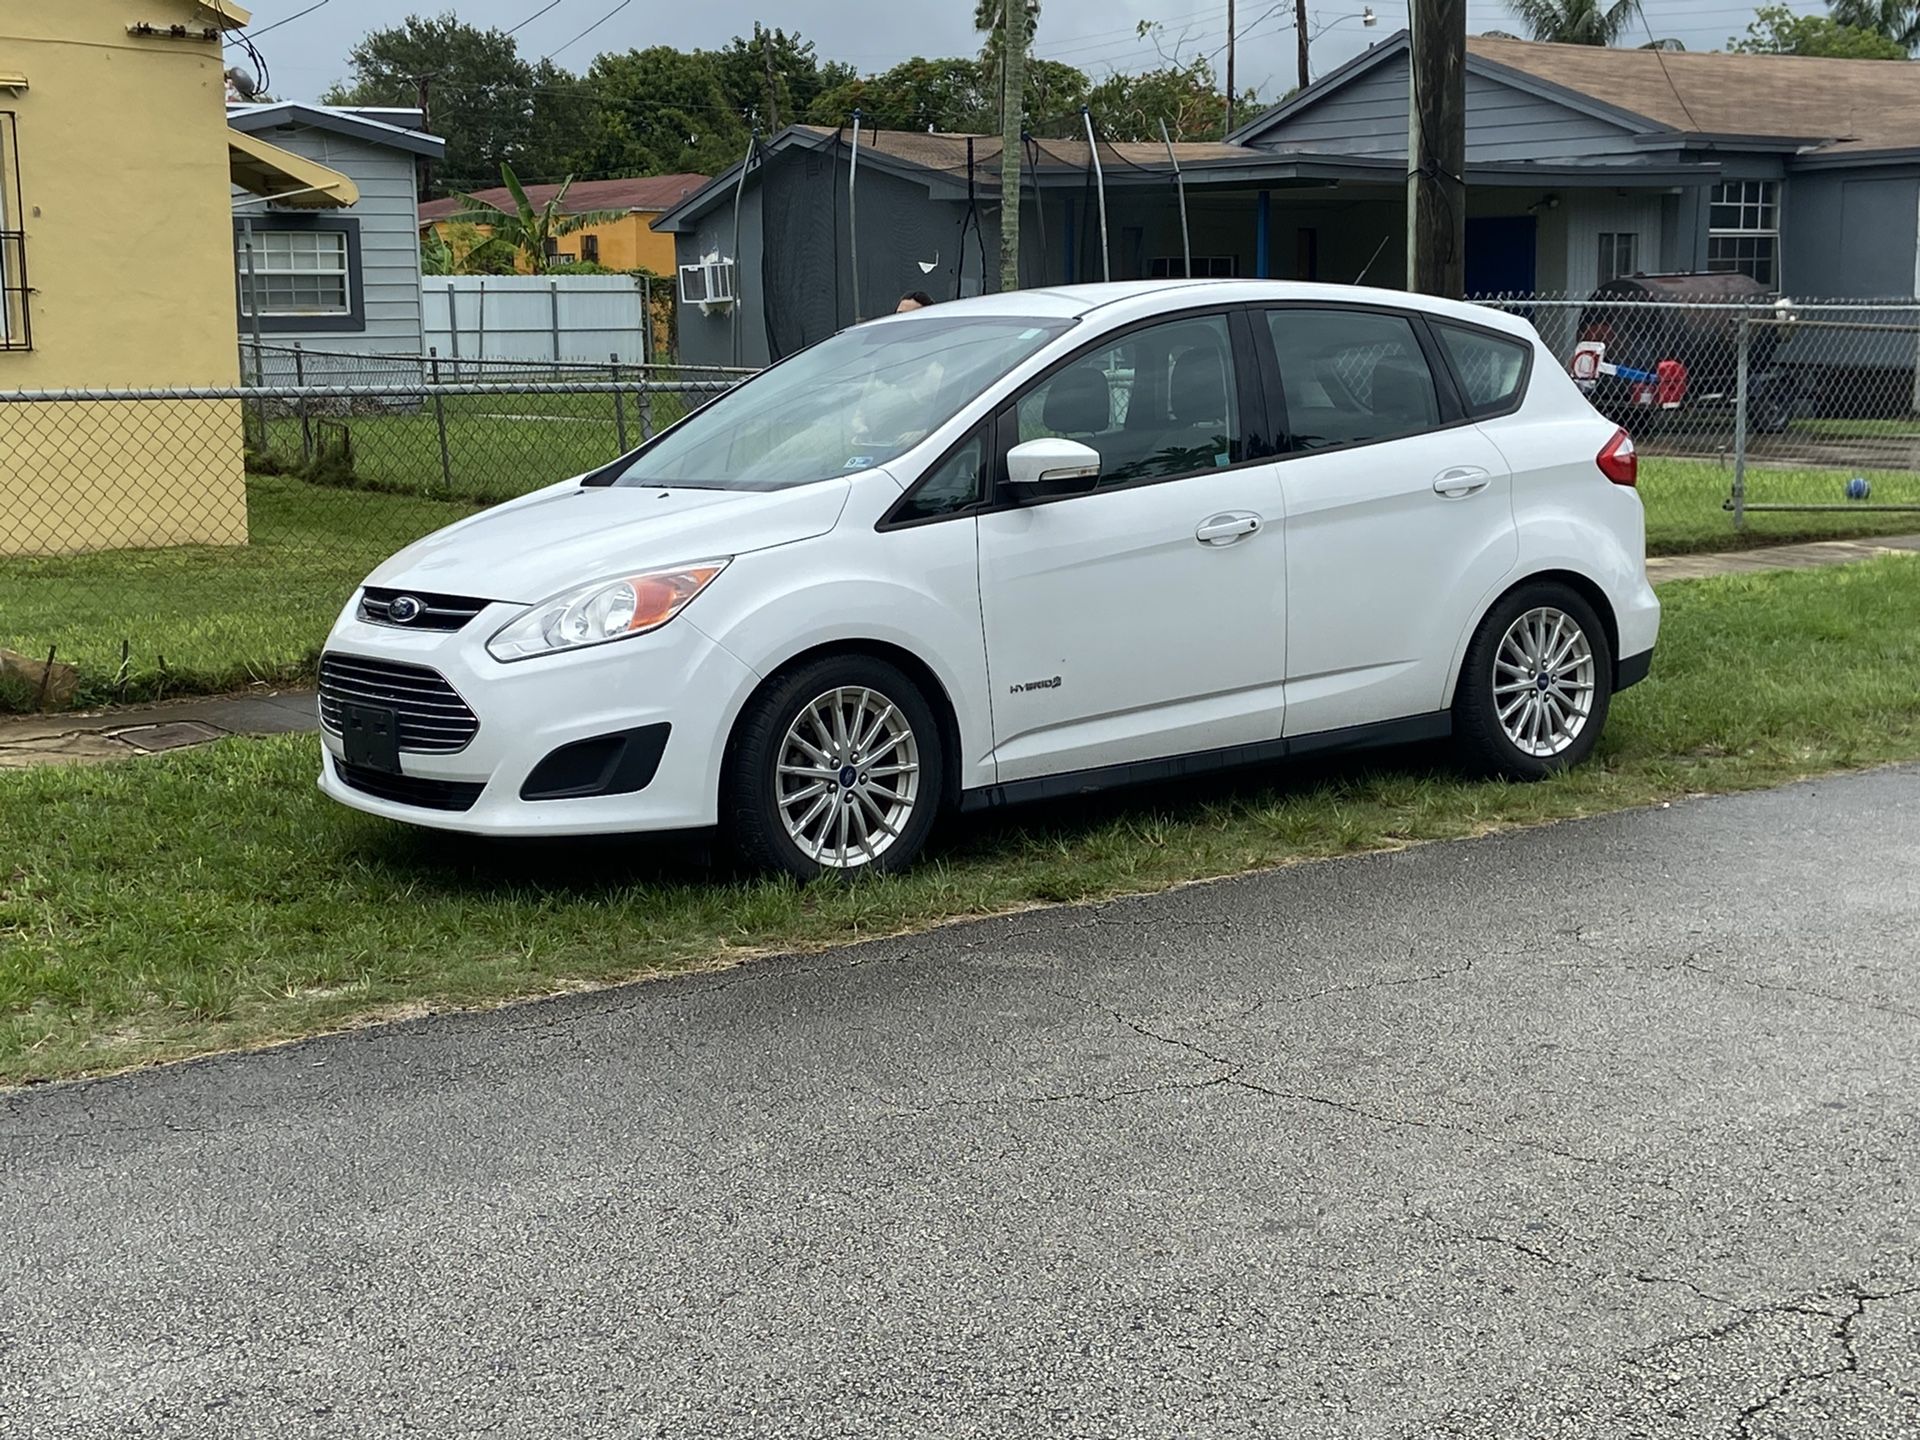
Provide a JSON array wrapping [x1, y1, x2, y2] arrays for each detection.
[[8, 295, 1920, 712], [0, 359, 745, 710], [1477, 293, 1920, 541]]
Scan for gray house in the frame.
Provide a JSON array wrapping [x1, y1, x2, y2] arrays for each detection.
[[1231, 34, 1920, 301], [227, 103, 445, 364], [656, 35, 1920, 369]]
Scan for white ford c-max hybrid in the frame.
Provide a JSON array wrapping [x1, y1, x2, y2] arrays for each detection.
[[317, 281, 1659, 877]]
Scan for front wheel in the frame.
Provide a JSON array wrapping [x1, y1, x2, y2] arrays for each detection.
[[1453, 583, 1613, 781], [724, 655, 945, 879]]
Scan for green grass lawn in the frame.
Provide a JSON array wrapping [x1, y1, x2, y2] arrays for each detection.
[[4, 555, 1919, 1084], [254, 389, 697, 506], [0, 477, 482, 706], [5, 450, 1920, 711], [1636, 456, 1920, 553]]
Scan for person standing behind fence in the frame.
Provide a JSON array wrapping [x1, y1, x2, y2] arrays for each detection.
[[896, 291, 935, 313]]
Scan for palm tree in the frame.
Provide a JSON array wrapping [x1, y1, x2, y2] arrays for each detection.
[[1506, 0, 1646, 45], [1829, 0, 1920, 51], [447, 164, 626, 275]]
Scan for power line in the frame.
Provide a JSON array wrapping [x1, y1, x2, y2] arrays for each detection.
[[237, 0, 330, 44], [544, 0, 634, 62], [507, 0, 568, 37]]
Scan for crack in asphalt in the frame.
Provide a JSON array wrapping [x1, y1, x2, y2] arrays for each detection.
[[1675, 956, 1920, 1024], [1730, 1285, 1920, 1437]]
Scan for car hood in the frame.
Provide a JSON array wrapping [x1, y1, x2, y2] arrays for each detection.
[[363, 478, 852, 602]]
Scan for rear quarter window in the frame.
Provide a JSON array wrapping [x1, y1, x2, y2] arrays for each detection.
[[1433, 322, 1532, 417]]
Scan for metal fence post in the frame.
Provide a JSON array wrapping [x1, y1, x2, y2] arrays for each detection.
[[641, 274, 652, 365], [610, 351, 628, 452], [293, 342, 313, 465], [550, 280, 562, 364], [1732, 315, 1750, 532], [446, 286, 462, 380], [429, 345, 453, 496], [637, 367, 653, 441]]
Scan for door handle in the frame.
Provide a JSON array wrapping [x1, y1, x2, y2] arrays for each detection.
[[1432, 467, 1492, 498], [1196, 512, 1262, 545]]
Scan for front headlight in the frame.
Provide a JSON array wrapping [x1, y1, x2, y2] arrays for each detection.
[[486, 560, 729, 663]]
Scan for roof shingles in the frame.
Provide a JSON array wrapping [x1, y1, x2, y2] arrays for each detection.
[[1469, 35, 1920, 154], [420, 173, 709, 222]]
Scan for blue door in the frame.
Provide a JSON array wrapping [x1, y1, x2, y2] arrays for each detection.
[[1465, 216, 1537, 298]]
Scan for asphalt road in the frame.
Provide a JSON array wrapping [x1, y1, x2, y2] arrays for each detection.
[[4, 770, 1919, 1438]]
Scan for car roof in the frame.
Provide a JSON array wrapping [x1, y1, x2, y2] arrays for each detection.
[[876, 280, 1532, 338]]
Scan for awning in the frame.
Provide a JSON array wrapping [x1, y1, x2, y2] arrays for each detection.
[[228, 128, 359, 210]]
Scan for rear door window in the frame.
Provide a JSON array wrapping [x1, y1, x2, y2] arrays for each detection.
[[1432, 322, 1532, 417], [1263, 309, 1441, 451]]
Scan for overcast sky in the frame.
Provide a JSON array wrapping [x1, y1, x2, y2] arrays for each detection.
[[246, 0, 1829, 110]]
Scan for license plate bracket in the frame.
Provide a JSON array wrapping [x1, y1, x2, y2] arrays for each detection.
[[339, 702, 402, 774]]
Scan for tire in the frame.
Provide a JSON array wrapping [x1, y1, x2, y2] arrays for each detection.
[[724, 654, 945, 880], [1453, 582, 1613, 781]]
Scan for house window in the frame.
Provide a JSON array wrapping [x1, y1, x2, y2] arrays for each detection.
[[1149, 255, 1237, 278], [580, 233, 600, 263], [238, 229, 350, 316], [1597, 232, 1639, 284], [0, 111, 29, 350], [1708, 180, 1779, 287]]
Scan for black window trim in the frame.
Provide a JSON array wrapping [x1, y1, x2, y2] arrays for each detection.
[[1250, 299, 1506, 463], [876, 418, 994, 531], [1426, 315, 1535, 422]]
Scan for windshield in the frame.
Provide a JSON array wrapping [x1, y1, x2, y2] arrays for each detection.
[[612, 314, 1074, 492]]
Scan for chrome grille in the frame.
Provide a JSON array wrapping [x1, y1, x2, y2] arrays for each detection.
[[358, 587, 492, 632], [318, 653, 479, 754]]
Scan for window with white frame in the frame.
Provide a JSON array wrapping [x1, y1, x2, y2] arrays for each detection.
[[1707, 180, 1779, 287], [0, 110, 29, 350], [1597, 232, 1639, 284], [238, 228, 351, 316]]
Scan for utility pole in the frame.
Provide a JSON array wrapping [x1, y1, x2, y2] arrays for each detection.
[[1406, 0, 1466, 297], [1225, 0, 1236, 132], [999, 0, 1026, 292], [414, 74, 433, 199], [1295, 0, 1310, 90], [760, 24, 781, 130]]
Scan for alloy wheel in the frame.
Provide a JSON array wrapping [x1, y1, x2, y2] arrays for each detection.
[[775, 686, 922, 870], [1492, 606, 1597, 759]]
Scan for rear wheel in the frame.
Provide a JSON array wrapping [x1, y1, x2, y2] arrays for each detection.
[[725, 655, 944, 879], [1453, 583, 1612, 781]]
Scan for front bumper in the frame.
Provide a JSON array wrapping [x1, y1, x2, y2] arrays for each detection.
[[315, 601, 760, 836]]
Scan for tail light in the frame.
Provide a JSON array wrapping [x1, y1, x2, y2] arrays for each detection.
[[1597, 428, 1638, 487]]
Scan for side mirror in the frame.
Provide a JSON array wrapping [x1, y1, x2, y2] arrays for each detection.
[[1005, 438, 1101, 500]]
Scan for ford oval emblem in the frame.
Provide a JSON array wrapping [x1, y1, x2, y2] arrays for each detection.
[[388, 595, 424, 624]]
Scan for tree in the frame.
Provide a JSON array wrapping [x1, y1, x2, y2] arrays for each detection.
[[709, 26, 852, 130], [1828, 0, 1920, 51], [447, 165, 627, 274], [575, 47, 750, 178], [1731, 4, 1908, 56], [976, 0, 1043, 117], [1504, 0, 1647, 44], [518, 60, 605, 185], [1086, 58, 1248, 141], [806, 57, 994, 131], [324, 14, 536, 196]]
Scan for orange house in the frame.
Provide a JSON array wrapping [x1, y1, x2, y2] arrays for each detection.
[[419, 173, 707, 275]]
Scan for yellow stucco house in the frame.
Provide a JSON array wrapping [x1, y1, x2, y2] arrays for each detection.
[[2, 0, 356, 555], [418, 174, 706, 275]]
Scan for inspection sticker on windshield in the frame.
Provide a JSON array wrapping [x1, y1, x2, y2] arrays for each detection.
[[844, 455, 875, 470]]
